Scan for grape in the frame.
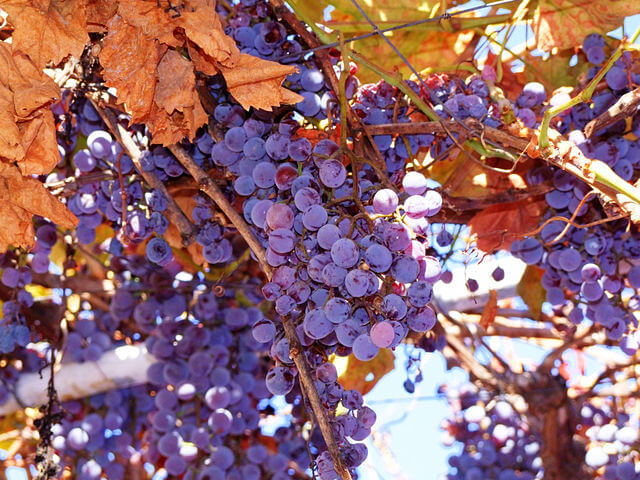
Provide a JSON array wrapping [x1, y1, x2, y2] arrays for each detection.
[[288, 137, 312, 161], [224, 126, 247, 152], [370, 322, 395, 348], [319, 159, 347, 188], [402, 171, 428, 195], [352, 334, 379, 361], [372, 189, 398, 215]]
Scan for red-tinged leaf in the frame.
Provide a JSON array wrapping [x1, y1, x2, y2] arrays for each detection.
[[335, 348, 395, 395], [533, 0, 640, 52], [516, 265, 547, 321], [469, 198, 546, 253], [0, 0, 89, 68], [480, 290, 498, 330]]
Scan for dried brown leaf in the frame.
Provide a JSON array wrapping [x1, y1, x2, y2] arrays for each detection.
[[0, 162, 77, 251], [533, 0, 640, 52], [117, 0, 179, 47], [0, 85, 24, 162], [155, 50, 197, 114], [17, 109, 60, 175], [220, 54, 303, 111], [0, 42, 60, 173], [0, 0, 88, 68], [469, 198, 546, 253], [85, 0, 118, 32], [178, 0, 239, 66], [479, 290, 498, 330], [99, 15, 163, 123], [187, 42, 218, 76]]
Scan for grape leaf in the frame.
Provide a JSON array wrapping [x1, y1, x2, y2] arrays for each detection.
[[516, 265, 546, 320], [0, 0, 89, 68], [99, 15, 164, 124], [533, 0, 640, 52], [334, 348, 395, 395], [155, 50, 199, 114], [469, 198, 546, 253], [220, 54, 303, 111], [85, 0, 118, 33], [0, 162, 77, 251], [0, 42, 61, 174]]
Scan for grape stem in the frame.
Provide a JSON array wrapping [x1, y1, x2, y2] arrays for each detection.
[[583, 86, 640, 138], [88, 96, 199, 246]]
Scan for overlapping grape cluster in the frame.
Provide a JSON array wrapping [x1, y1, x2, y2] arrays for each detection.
[[507, 34, 640, 344], [440, 384, 544, 480], [580, 400, 640, 479]]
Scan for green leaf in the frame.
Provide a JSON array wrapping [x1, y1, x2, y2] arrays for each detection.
[[516, 265, 547, 321]]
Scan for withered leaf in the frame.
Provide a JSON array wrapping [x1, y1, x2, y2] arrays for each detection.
[[178, 0, 239, 67], [155, 50, 197, 114], [0, 162, 77, 251], [220, 54, 303, 111], [99, 15, 163, 123], [0, 0, 89, 68], [85, 0, 119, 32], [469, 198, 546, 253], [0, 85, 24, 162], [117, 0, 179, 47], [0, 42, 60, 173], [17, 109, 60, 175], [533, 0, 640, 52], [479, 290, 498, 330], [187, 42, 218, 76]]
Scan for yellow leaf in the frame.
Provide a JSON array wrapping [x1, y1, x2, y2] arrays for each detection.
[[516, 265, 547, 320], [533, 0, 640, 51], [336, 348, 395, 395]]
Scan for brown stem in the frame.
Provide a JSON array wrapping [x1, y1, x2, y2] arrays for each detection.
[[88, 96, 198, 246], [584, 86, 640, 137]]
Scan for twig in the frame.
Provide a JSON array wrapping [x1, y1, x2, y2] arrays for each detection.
[[584, 86, 640, 137], [88, 95, 198, 246]]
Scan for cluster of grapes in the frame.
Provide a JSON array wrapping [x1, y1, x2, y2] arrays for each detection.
[[507, 34, 640, 344], [49, 386, 153, 480], [580, 400, 640, 479], [440, 383, 543, 480]]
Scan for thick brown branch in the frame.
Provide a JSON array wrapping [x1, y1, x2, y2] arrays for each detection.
[[88, 97, 198, 246], [584, 86, 640, 138]]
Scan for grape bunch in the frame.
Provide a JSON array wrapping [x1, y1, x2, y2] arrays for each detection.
[[440, 383, 543, 480], [506, 34, 640, 345]]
